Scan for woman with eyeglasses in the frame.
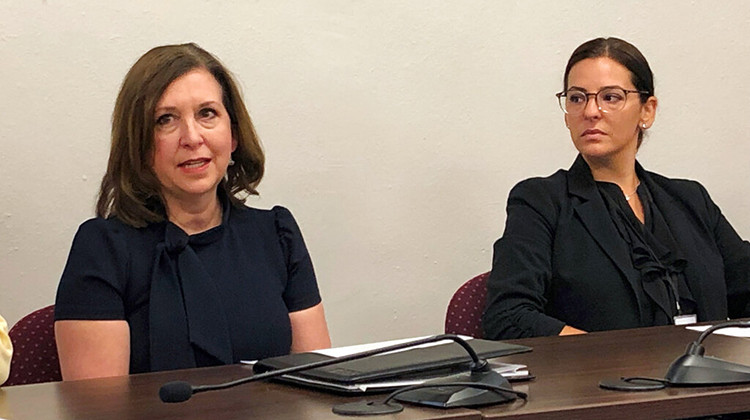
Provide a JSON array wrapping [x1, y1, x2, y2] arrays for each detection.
[[482, 37, 750, 339]]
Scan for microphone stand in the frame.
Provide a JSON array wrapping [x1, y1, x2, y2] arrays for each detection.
[[159, 333, 525, 414], [664, 320, 750, 385], [599, 320, 750, 391]]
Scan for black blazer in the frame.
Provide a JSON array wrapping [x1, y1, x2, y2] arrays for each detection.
[[483, 155, 750, 339]]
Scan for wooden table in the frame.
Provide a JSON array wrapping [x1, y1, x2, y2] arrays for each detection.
[[480, 324, 750, 419], [0, 364, 479, 420], [1, 324, 749, 419]]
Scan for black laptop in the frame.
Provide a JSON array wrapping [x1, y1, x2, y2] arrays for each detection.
[[252, 338, 531, 393]]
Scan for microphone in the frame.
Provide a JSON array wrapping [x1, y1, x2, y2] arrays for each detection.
[[159, 381, 194, 403], [664, 320, 750, 385], [599, 320, 750, 391], [159, 333, 525, 410]]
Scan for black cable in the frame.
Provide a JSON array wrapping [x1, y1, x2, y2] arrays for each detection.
[[619, 376, 669, 385], [163, 334, 486, 401], [381, 381, 528, 405]]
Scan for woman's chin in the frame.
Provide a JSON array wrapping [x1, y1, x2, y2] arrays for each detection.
[[163, 182, 223, 204]]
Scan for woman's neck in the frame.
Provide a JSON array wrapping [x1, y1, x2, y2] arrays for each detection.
[[584, 153, 639, 192], [583, 151, 645, 223], [164, 195, 223, 235]]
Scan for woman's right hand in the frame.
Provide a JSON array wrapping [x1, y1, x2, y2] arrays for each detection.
[[559, 325, 587, 336]]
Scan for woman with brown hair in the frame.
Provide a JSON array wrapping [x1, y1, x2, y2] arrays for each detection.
[[54, 43, 330, 380], [483, 37, 750, 339]]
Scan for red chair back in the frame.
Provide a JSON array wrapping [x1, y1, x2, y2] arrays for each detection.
[[5, 305, 62, 386], [444, 272, 489, 339]]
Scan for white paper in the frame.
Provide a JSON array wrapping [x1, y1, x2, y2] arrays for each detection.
[[241, 335, 473, 364], [686, 325, 750, 338], [312, 335, 473, 358]]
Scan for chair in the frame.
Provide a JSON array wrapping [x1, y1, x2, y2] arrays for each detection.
[[5, 305, 62, 386], [444, 272, 489, 339]]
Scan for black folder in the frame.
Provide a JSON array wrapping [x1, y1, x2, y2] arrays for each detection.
[[253, 338, 531, 393]]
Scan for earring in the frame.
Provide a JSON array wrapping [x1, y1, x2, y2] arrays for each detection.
[[228, 157, 235, 166], [641, 123, 647, 129]]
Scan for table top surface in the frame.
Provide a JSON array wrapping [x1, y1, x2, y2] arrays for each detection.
[[1, 324, 749, 420], [0, 362, 480, 420], [481, 324, 750, 419]]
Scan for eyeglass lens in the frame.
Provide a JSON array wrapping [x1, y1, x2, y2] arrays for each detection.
[[561, 88, 629, 114]]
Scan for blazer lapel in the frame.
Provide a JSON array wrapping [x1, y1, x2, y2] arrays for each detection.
[[567, 156, 639, 290]]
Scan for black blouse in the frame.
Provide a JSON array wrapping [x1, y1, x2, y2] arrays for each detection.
[[597, 179, 697, 326], [55, 202, 322, 373]]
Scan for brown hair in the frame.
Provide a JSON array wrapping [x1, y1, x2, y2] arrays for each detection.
[[97, 43, 264, 227], [563, 37, 655, 145]]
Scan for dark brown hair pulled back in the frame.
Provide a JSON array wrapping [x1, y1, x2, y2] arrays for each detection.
[[563, 37, 655, 144]]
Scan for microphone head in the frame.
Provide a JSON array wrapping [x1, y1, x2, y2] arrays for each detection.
[[159, 381, 194, 403]]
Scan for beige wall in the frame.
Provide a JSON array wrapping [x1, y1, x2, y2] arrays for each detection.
[[2, 1, 749, 346]]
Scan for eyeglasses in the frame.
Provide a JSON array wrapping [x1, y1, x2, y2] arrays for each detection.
[[555, 87, 649, 115]]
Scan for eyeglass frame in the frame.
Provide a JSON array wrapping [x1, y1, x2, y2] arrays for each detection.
[[555, 87, 650, 115]]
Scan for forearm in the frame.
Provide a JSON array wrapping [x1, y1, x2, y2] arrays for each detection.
[[483, 299, 567, 339], [55, 320, 130, 380], [289, 303, 331, 353]]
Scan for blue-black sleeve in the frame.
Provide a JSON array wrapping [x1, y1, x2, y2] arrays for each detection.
[[696, 183, 750, 318], [54, 218, 128, 321], [273, 206, 322, 313], [483, 178, 567, 339]]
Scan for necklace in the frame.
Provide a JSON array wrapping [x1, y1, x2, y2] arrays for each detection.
[[624, 180, 641, 201]]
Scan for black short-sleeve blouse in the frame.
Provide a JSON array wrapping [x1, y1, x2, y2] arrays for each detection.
[[55, 204, 322, 374]]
